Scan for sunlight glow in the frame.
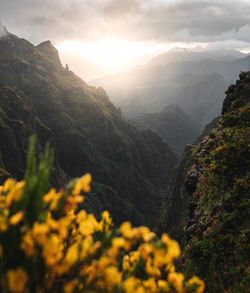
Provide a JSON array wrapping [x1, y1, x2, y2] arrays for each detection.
[[56, 39, 207, 80], [56, 39, 165, 71]]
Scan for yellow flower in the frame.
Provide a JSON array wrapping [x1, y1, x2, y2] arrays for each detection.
[[145, 257, 161, 278], [111, 237, 130, 256], [168, 272, 184, 293], [123, 276, 140, 293], [42, 234, 63, 266], [158, 280, 170, 291], [139, 243, 153, 260], [46, 212, 59, 230], [186, 276, 205, 293], [3, 178, 15, 192], [153, 248, 167, 267], [65, 243, 78, 266], [9, 211, 24, 225], [63, 280, 77, 293], [138, 226, 155, 242], [48, 189, 64, 211], [167, 240, 181, 259], [7, 267, 28, 293], [76, 210, 87, 224], [5, 181, 25, 207], [32, 222, 49, 245], [64, 195, 82, 214], [122, 255, 130, 271], [142, 278, 157, 291], [96, 255, 115, 271], [104, 266, 122, 290], [79, 214, 99, 236], [129, 251, 140, 264], [100, 210, 113, 231], [43, 188, 56, 203], [135, 286, 145, 293], [73, 173, 92, 195], [0, 215, 8, 232], [81, 173, 92, 192], [162, 234, 181, 260], [120, 221, 133, 238], [21, 230, 35, 257]]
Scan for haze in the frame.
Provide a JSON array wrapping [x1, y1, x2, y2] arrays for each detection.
[[1, 0, 250, 80]]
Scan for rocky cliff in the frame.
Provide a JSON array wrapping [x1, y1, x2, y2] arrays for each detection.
[[161, 71, 250, 292]]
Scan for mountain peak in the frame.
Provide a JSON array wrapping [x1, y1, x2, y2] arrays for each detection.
[[161, 103, 183, 113], [36, 40, 62, 68]]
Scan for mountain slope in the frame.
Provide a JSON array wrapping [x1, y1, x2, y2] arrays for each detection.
[[0, 32, 178, 227], [160, 72, 250, 292], [130, 104, 200, 157]]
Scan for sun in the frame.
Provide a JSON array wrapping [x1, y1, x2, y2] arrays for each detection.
[[55, 38, 206, 80], [55, 38, 165, 77]]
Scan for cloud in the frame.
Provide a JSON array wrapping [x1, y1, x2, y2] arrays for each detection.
[[0, 0, 250, 45]]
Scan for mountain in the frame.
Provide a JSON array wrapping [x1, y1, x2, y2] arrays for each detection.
[[113, 73, 227, 128], [147, 48, 247, 67], [0, 31, 178, 227], [130, 104, 200, 157], [91, 49, 250, 129], [159, 71, 250, 292]]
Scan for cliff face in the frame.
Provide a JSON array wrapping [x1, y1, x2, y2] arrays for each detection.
[[0, 33, 177, 227], [158, 117, 219, 242], [161, 72, 250, 292]]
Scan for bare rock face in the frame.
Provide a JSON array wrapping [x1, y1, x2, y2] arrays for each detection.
[[184, 164, 202, 194], [36, 40, 62, 71]]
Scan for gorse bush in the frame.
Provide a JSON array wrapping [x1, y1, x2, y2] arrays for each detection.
[[0, 138, 204, 293]]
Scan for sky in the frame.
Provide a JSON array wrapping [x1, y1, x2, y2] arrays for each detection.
[[1, 0, 250, 80]]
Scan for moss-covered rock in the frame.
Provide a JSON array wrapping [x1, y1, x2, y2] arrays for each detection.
[[162, 71, 250, 292]]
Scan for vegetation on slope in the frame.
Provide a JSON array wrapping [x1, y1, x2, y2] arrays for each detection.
[[183, 71, 250, 292], [158, 117, 219, 243], [161, 71, 249, 292], [0, 139, 204, 293], [0, 32, 178, 227]]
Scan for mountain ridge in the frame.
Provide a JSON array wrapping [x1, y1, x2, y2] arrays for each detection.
[[0, 33, 178, 227]]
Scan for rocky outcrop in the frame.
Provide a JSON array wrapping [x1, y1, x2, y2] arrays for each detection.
[[36, 40, 62, 71], [158, 117, 219, 243], [161, 72, 250, 292]]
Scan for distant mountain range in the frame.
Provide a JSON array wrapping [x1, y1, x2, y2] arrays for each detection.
[[146, 47, 247, 67], [91, 48, 250, 135]]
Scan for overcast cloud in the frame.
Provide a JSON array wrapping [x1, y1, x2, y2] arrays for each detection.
[[0, 0, 250, 45], [1, 0, 250, 80]]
